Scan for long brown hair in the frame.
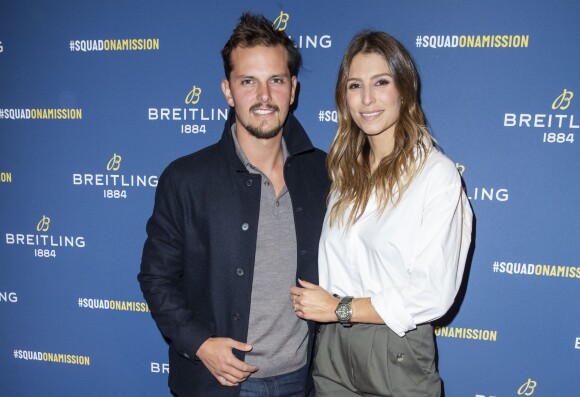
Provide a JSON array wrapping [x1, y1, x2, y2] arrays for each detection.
[[328, 31, 434, 227]]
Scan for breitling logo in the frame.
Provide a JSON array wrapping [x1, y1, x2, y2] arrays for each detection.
[[185, 85, 202, 105], [272, 11, 289, 31], [552, 89, 573, 111], [106, 154, 122, 172], [36, 215, 50, 232], [517, 378, 537, 396]]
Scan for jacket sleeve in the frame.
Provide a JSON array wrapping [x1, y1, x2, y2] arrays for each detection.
[[137, 165, 214, 361], [370, 162, 473, 336]]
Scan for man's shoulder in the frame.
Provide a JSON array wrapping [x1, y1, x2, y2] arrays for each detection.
[[309, 146, 328, 158], [289, 147, 329, 194], [164, 142, 223, 176], [293, 146, 327, 172]]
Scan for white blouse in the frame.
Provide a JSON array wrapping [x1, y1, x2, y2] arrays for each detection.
[[319, 148, 473, 336]]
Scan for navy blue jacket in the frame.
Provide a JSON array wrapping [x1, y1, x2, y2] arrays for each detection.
[[138, 111, 329, 396]]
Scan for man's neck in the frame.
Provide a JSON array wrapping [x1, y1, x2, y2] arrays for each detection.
[[236, 128, 285, 174], [235, 126, 287, 196]]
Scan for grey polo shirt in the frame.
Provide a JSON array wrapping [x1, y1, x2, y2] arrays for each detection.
[[231, 125, 308, 378]]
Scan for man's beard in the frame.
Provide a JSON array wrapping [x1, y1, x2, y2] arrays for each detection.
[[243, 104, 283, 140]]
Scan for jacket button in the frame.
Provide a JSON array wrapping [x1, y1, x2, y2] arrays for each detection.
[[246, 179, 253, 186], [241, 223, 249, 231], [236, 268, 244, 276], [396, 353, 405, 362], [232, 313, 240, 321]]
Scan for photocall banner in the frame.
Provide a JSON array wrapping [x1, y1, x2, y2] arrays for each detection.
[[1, 1, 579, 396]]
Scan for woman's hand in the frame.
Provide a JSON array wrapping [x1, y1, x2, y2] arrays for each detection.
[[290, 279, 340, 323]]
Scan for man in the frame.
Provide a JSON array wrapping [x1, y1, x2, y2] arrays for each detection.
[[138, 13, 329, 397]]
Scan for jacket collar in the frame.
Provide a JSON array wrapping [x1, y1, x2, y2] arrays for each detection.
[[219, 107, 314, 171]]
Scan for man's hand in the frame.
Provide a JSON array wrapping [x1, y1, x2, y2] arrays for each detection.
[[196, 337, 258, 386]]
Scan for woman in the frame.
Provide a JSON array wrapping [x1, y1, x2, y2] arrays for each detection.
[[290, 31, 473, 396]]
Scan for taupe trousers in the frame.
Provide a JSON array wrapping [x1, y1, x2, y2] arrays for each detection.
[[313, 323, 441, 397]]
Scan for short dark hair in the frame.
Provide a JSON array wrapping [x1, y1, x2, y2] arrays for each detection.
[[221, 12, 301, 79]]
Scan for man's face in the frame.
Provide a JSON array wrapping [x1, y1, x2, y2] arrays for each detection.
[[221, 45, 296, 140]]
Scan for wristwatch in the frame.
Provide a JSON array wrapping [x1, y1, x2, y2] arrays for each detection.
[[335, 296, 354, 327]]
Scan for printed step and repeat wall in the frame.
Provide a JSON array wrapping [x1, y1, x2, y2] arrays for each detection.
[[1, 1, 579, 396]]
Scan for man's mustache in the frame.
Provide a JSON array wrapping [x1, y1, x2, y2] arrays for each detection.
[[250, 104, 280, 112]]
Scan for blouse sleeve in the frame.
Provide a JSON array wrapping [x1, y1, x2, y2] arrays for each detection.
[[370, 159, 473, 336]]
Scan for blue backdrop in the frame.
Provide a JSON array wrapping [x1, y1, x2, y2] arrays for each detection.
[[1, 1, 579, 396]]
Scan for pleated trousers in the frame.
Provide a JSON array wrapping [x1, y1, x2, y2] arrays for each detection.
[[313, 323, 441, 397]]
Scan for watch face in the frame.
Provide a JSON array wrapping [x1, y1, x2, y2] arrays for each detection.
[[336, 304, 351, 320]]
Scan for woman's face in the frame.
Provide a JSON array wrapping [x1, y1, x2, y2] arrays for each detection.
[[346, 52, 401, 139]]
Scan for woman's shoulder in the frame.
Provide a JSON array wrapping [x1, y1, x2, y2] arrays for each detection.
[[420, 147, 462, 185]]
